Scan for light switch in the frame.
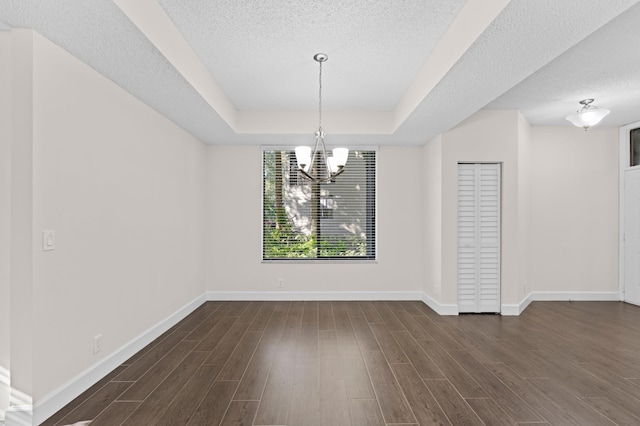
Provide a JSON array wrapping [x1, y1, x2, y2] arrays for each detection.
[[42, 230, 55, 251]]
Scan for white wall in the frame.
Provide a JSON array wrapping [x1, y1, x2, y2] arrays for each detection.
[[0, 30, 12, 421], [421, 110, 619, 312], [517, 113, 532, 303], [422, 135, 443, 301], [8, 30, 208, 415], [10, 29, 36, 416], [441, 110, 522, 306], [529, 126, 618, 293], [206, 145, 424, 295]]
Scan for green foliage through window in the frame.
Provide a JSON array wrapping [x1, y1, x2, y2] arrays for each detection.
[[263, 149, 376, 260]]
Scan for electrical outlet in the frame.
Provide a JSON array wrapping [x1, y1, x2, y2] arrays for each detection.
[[93, 334, 102, 355], [278, 278, 284, 288]]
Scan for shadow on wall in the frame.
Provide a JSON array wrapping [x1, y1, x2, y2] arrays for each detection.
[[1, 365, 8, 423]]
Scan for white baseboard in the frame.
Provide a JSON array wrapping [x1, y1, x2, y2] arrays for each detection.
[[420, 293, 458, 316], [4, 371, 31, 426], [208, 290, 462, 315], [31, 293, 206, 425], [501, 291, 621, 316], [206, 291, 424, 301], [5, 406, 31, 426], [501, 293, 532, 316], [530, 291, 622, 302]]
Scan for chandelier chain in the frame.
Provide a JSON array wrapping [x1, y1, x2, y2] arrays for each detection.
[[318, 59, 323, 131], [295, 53, 347, 183]]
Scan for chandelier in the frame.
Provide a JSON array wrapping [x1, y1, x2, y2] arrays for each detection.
[[565, 99, 610, 130], [294, 53, 348, 182]]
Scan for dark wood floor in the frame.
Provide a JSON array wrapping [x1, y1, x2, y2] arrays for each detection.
[[42, 300, 640, 426]]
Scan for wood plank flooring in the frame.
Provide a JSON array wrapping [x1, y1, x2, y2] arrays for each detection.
[[42, 301, 640, 425]]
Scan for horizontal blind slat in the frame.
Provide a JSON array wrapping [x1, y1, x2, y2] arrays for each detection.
[[263, 149, 375, 260]]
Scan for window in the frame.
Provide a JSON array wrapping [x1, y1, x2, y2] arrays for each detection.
[[320, 195, 334, 219], [631, 127, 640, 167], [288, 155, 299, 186], [263, 149, 376, 260]]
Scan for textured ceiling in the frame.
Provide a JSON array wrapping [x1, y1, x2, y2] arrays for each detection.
[[157, 0, 466, 111], [487, 1, 640, 128], [1, 0, 639, 145]]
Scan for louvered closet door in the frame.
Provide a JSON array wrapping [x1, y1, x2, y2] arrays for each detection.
[[457, 163, 501, 313]]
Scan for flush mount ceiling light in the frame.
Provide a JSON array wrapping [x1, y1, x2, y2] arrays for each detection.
[[566, 99, 610, 130], [294, 53, 348, 183]]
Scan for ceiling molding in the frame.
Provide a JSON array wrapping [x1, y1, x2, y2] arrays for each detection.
[[114, 0, 510, 137], [393, 0, 511, 129], [113, 0, 238, 129], [236, 110, 394, 135], [2, 0, 639, 145]]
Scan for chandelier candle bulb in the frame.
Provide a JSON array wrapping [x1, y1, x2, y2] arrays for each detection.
[[327, 156, 338, 174], [295, 146, 311, 171], [333, 148, 349, 167]]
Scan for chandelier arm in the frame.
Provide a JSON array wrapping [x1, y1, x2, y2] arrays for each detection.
[[308, 130, 322, 172], [298, 168, 317, 181], [298, 167, 344, 183], [319, 132, 330, 173], [329, 167, 345, 179]]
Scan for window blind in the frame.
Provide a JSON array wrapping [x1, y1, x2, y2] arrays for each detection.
[[263, 149, 376, 260]]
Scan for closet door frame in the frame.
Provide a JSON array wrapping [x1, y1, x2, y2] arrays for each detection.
[[457, 162, 502, 313]]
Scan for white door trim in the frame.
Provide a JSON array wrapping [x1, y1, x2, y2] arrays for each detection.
[[619, 121, 640, 303]]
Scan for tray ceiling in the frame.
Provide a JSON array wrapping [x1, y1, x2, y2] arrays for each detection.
[[1, 0, 639, 145]]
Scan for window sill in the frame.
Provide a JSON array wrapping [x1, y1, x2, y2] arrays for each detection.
[[262, 259, 377, 264]]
